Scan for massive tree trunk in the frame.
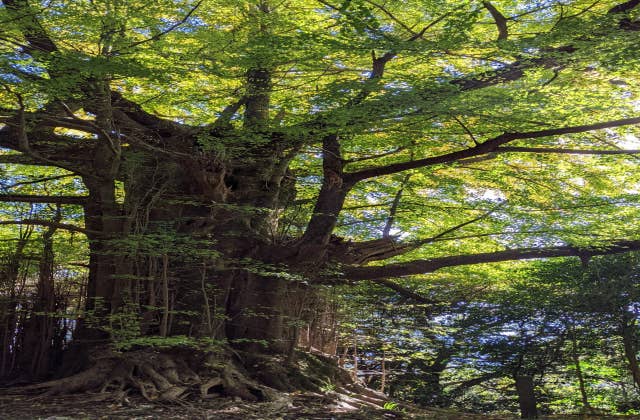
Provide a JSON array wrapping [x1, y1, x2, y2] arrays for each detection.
[[225, 272, 290, 353], [76, 144, 302, 352], [29, 135, 341, 398]]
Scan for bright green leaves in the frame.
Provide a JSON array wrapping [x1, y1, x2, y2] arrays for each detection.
[[2, 0, 639, 267]]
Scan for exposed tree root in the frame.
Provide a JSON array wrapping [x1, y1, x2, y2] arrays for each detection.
[[11, 348, 363, 405]]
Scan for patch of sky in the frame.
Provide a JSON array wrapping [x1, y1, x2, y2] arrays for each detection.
[[383, 81, 412, 95], [332, 60, 347, 69], [443, 65, 463, 77], [299, 175, 322, 186], [364, 28, 386, 40], [490, 61, 507, 70], [465, 187, 506, 202], [314, 5, 339, 18], [158, 16, 207, 34], [132, 28, 152, 37], [619, 133, 640, 150], [3, 52, 46, 77], [617, 91, 633, 99], [187, 16, 208, 28], [385, 227, 409, 239], [515, 0, 557, 18], [0, 73, 21, 84]]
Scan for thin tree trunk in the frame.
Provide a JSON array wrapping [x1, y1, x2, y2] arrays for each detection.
[[200, 265, 213, 337], [353, 334, 358, 381], [19, 213, 58, 378], [380, 350, 386, 393], [160, 254, 169, 337], [0, 234, 29, 377], [514, 375, 538, 419], [621, 317, 640, 388], [570, 325, 595, 414]]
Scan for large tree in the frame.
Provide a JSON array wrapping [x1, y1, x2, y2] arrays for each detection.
[[1, 0, 640, 399]]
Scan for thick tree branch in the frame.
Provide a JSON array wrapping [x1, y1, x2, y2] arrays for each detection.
[[0, 125, 94, 176], [483, 1, 509, 40], [370, 278, 437, 305], [244, 68, 272, 128], [0, 219, 93, 235], [1, 174, 73, 187], [334, 206, 501, 264], [608, 0, 640, 14], [213, 96, 247, 129], [13, 98, 96, 176], [0, 194, 87, 204], [2, 0, 58, 54], [382, 173, 411, 237], [343, 240, 640, 281], [349, 48, 402, 105], [0, 153, 42, 165], [446, 372, 504, 396], [38, 117, 101, 135], [343, 146, 405, 164], [345, 116, 640, 182], [300, 133, 351, 249], [330, 236, 400, 265], [495, 146, 640, 155]]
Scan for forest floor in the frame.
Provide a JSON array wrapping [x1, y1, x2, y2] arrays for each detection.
[[0, 390, 520, 420], [2, 391, 638, 420]]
